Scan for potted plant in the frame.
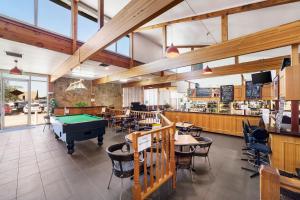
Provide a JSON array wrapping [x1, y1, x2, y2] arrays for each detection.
[[75, 102, 88, 107]]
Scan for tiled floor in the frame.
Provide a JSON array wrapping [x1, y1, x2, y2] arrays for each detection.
[[0, 126, 259, 200]]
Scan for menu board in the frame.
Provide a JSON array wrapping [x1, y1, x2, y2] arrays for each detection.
[[246, 81, 261, 99], [220, 85, 234, 102], [196, 88, 211, 97]]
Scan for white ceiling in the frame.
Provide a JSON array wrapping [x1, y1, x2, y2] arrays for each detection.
[[0, 38, 127, 80]]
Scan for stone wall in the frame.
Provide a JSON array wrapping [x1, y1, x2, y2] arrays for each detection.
[[94, 83, 122, 109], [53, 77, 122, 109]]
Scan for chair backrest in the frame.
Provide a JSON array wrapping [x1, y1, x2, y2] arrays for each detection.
[[175, 147, 195, 169], [242, 120, 250, 144], [195, 137, 213, 154], [252, 128, 269, 144], [188, 126, 202, 138], [106, 143, 135, 178]]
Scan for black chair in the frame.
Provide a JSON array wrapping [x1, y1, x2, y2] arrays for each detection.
[[188, 126, 202, 138], [106, 142, 142, 200], [43, 115, 51, 132], [241, 128, 271, 178], [193, 137, 213, 169], [175, 146, 195, 181]]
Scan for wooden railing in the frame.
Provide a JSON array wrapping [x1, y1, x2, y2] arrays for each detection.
[[260, 165, 300, 200], [131, 112, 176, 200], [130, 110, 158, 119]]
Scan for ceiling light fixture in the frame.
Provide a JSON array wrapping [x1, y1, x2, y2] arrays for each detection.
[[120, 79, 128, 83], [65, 79, 87, 92], [104, 66, 109, 70], [202, 65, 212, 74], [9, 60, 22, 75], [166, 43, 179, 58]]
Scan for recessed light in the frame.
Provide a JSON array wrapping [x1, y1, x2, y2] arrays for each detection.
[[99, 63, 109, 67], [5, 51, 22, 58], [120, 79, 128, 83]]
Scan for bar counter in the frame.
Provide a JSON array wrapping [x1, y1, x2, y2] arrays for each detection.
[[164, 110, 261, 137], [268, 127, 300, 173]]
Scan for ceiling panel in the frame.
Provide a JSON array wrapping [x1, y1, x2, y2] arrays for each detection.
[[0, 38, 68, 75]]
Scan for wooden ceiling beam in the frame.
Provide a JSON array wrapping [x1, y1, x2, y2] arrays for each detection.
[[135, 0, 300, 32], [51, 0, 183, 82], [94, 20, 300, 84], [0, 16, 137, 69], [121, 55, 287, 87]]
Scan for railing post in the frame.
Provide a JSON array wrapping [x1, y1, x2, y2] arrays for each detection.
[[132, 133, 142, 200], [260, 165, 280, 200], [170, 123, 176, 189]]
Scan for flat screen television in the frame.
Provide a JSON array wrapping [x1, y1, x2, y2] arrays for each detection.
[[251, 71, 272, 85]]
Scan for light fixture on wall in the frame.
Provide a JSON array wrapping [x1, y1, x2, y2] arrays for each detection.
[[166, 43, 179, 58], [9, 60, 22, 75], [202, 65, 212, 74]]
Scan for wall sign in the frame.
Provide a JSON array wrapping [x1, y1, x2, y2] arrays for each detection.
[[246, 81, 261, 99], [137, 134, 151, 152], [220, 85, 234, 102]]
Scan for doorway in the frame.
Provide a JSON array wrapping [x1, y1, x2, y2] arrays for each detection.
[[0, 73, 48, 129]]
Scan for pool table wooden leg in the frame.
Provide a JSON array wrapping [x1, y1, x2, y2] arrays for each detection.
[[67, 141, 75, 154]]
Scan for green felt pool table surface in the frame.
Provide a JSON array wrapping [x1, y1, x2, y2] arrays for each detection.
[[56, 114, 103, 124]]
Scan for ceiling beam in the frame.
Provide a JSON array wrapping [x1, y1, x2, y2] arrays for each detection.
[[94, 20, 300, 84], [135, 0, 300, 32], [0, 16, 138, 69], [71, 0, 78, 53], [51, 0, 183, 82], [221, 14, 228, 42], [98, 0, 104, 29], [121, 55, 286, 87]]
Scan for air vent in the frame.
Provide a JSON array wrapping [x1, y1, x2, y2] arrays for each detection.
[[5, 51, 22, 58], [99, 63, 109, 67]]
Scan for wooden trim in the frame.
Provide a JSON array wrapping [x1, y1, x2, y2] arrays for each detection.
[[162, 25, 167, 56], [166, 44, 209, 49], [221, 14, 228, 42], [291, 44, 299, 131], [51, 0, 183, 82], [98, 0, 104, 29], [0, 16, 136, 69], [135, 0, 300, 32], [130, 32, 134, 67], [71, 0, 78, 53], [95, 20, 300, 84], [119, 56, 286, 87]]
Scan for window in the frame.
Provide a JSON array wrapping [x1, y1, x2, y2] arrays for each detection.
[[78, 14, 98, 42], [122, 87, 142, 108], [116, 36, 130, 56], [38, 0, 71, 37], [170, 66, 192, 73], [144, 89, 158, 106], [0, 0, 34, 24], [106, 43, 117, 52]]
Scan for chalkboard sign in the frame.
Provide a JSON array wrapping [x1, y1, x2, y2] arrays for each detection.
[[246, 81, 261, 99], [220, 85, 234, 102], [196, 88, 211, 97]]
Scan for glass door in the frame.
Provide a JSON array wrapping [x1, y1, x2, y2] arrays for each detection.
[[3, 78, 30, 128]]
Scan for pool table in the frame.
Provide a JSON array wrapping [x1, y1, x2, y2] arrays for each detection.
[[50, 114, 107, 154]]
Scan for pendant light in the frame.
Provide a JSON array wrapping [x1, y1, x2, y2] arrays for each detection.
[[166, 24, 179, 58], [202, 65, 212, 74], [9, 60, 22, 75], [166, 43, 179, 58]]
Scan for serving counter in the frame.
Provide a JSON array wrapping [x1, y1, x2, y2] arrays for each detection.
[[164, 111, 261, 137], [268, 127, 300, 173]]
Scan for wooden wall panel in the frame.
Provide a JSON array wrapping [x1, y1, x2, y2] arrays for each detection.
[[164, 111, 260, 136], [270, 134, 300, 173]]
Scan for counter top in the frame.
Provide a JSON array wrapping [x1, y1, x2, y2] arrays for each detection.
[[267, 127, 300, 138], [164, 110, 261, 117]]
